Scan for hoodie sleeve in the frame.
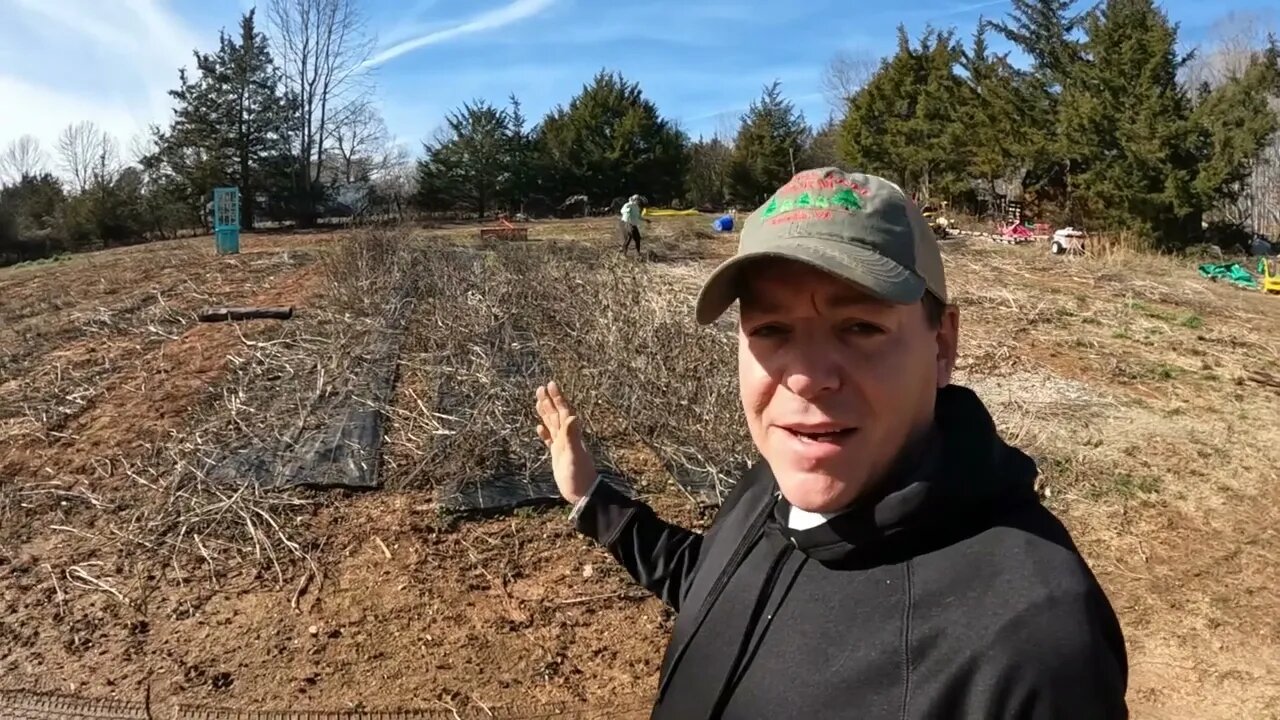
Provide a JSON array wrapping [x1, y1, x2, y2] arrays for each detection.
[[572, 481, 703, 611], [964, 586, 1129, 720]]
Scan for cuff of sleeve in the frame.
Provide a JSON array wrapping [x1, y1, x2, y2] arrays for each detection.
[[568, 475, 604, 524]]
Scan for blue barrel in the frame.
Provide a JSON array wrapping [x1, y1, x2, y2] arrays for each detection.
[[712, 214, 734, 232], [215, 228, 240, 255]]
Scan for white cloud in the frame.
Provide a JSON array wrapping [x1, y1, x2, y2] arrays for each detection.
[[0, 0, 203, 157], [0, 75, 142, 152], [363, 0, 557, 68]]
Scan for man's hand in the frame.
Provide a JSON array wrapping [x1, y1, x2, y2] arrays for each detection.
[[535, 381, 597, 505]]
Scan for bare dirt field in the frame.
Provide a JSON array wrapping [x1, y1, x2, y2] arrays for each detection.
[[1, 218, 1278, 719]]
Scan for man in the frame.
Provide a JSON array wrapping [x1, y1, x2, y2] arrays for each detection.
[[535, 168, 1128, 719], [620, 194, 646, 257]]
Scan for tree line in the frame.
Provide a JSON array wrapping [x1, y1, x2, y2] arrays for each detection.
[[3, 0, 1279, 266]]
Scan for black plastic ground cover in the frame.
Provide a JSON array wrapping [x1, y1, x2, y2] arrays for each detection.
[[209, 282, 413, 492], [437, 467, 635, 514], [427, 317, 638, 513]]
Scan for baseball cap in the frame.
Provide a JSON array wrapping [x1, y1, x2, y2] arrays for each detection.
[[695, 167, 948, 325]]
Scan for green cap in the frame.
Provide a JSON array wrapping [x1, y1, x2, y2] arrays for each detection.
[[695, 167, 947, 325]]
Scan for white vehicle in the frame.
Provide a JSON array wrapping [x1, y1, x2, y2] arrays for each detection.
[[1050, 227, 1086, 255]]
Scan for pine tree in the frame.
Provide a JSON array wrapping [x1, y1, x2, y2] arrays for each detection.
[[908, 29, 970, 201], [416, 101, 514, 217], [962, 21, 1029, 198], [534, 71, 687, 205], [801, 119, 843, 171], [686, 136, 732, 209], [1190, 40, 1280, 210], [726, 81, 808, 205], [839, 28, 917, 184], [987, 0, 1086, 197], [838, 27, 969, 201], [505, 94, 536, 212], [1057, 0, 1201, 245], [153, 10, 294, 228], [987, 0, 1085, 89]]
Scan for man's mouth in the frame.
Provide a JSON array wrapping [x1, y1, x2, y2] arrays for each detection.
[[780, 425, 856, 443]]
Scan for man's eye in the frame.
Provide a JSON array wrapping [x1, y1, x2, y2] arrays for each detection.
[[842, 322, 885, 336], [748, 324, 788, 338]]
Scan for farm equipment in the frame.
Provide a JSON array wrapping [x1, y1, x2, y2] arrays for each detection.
[[996, 221, 1037, 244], [1050, 227, 1087, 255], [920, 204, 954, 240], [479, 218, 529, 242], [1260, 256, 1280, 295]]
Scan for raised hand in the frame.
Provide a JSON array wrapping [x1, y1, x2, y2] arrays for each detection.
[[535, 381, 598, 505]]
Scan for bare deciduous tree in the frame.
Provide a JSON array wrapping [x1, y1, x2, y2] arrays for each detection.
[[58, 122, 103, 193], [714, 112, 738, 144], [0, 135, 46, 184], [1184, 11, 1278, 89], [371, 144, 415, 218], [330, 100, 393, 183], [129, 132, 158, 166], [266, 0, 374, 223], [821, 50, 879, 112], [56, 122, 122, 194]]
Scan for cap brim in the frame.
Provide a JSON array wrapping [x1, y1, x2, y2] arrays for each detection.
[[694, 239, 926, 325]]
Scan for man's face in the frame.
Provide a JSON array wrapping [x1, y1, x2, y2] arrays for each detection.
[[737, 259, 959, 513]]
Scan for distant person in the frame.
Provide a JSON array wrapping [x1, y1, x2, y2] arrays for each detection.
[[620, 194, 647, 257], [535, 168, 1128, 719]]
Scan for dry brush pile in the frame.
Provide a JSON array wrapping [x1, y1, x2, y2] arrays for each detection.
[[105, 233, 424, 590], [387, 235, 754, 509], [3, 226, 753, 610]]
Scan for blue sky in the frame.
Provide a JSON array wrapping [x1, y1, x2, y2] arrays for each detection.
[[0, 0, 1275, 163]]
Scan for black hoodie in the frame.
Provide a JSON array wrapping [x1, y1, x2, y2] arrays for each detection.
[[574, 384, 1128, 719]]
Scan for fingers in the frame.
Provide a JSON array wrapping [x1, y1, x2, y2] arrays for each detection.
[[536, 381, 581, 444], [535, 385, 560, 435], [547, 381, 573, 418]]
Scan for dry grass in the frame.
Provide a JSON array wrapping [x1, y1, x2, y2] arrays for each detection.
[[377, 232, 748, 508], [2, 219, 1278, 718]]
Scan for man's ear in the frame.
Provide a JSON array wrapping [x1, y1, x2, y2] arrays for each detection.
[[935, 305, 960, 388]]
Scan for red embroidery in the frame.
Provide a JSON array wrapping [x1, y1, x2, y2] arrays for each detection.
[[779, 177, 869, 196], [767, 209, 835, 225]]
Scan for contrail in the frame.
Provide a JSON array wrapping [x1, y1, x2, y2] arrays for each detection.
[[364, 0, 556, 68]]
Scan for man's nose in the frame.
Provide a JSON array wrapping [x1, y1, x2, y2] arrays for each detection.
[[781, 342, 842, 399]]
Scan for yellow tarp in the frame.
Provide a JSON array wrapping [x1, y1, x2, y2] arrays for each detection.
[[642, 208, 701, 217]]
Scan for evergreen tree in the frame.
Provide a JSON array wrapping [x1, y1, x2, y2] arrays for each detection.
[[726, 81, 809, 205], [908, 29, 970, 200], [0, 173, 66, 258], [153, 10, 295, 228], [839, 29, 917, 184], [1190, 40, 1280, 210], [962, 21, 1029, 198], [505, 94, 536, 211], [987, 0, 1087, 196], [838, 27, 968, 201], [801, 119, 843, 171], [416, 100, 514, 217], [685, 136, 732, 209], [535, 71, 687, 204], [1057, 0, 1201, 245], [987, 0, 1085, 89]]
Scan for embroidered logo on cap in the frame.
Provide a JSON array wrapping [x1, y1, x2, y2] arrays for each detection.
[[761, 174, 871, 224]]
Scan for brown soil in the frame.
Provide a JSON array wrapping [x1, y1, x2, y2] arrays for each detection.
[[2, 221, 1278, 719]]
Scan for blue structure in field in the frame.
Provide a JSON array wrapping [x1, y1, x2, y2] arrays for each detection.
[[212, 187, 241, 255]]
